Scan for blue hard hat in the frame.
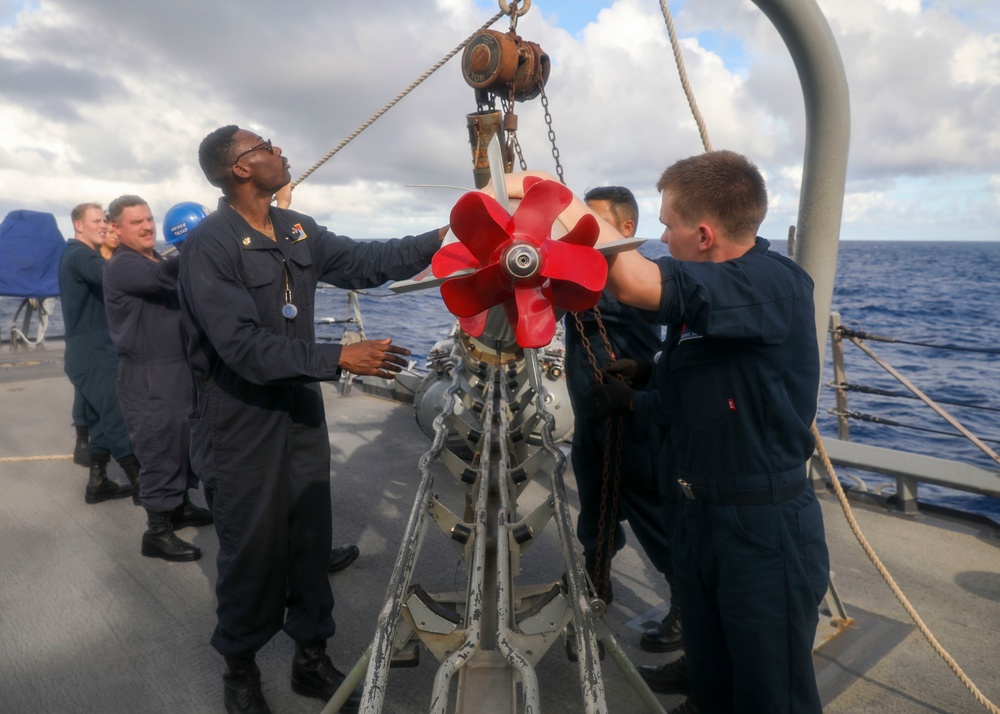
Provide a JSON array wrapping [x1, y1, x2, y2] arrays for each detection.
[[163, 202, 210, 245]]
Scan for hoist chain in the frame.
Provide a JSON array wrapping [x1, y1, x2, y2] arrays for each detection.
[[476, 90, 497, 115], [500, 95, 528, 171], [539, 83, 565, 185], [592, 417, 625, 601], [511, 133, 528, 171], [572, 308, 623, 603]]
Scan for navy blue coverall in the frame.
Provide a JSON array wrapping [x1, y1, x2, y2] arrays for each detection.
[[57, 240, 133, 461], [104, 245, 198, 513], [633, 238, 829, 714], [564, 294, 672, 576], [178, 200, 438, 657]]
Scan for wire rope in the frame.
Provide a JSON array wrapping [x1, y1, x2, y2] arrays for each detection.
[[290, 11, 505, 188]]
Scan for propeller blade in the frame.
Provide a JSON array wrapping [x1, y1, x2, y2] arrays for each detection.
[[439, 263, 512, 318], [449, 192, 514, 265], [557, 213, 600, 248], [540, 241, 608, 292], [522, 175, 545, 192], [508, 180, 573, 247], [458, 311, 489, 337], [511, 284, 557, 348], [432, 241, 480, 278], [549, 279, 604, 312]]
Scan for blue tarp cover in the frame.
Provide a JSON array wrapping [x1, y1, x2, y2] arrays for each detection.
[[0, 210, 66, 298]]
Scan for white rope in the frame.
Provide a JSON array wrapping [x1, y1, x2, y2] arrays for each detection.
[[813, 425, 1000, 713], [658, 0, 712, 152], [291, 11, 506, 188]]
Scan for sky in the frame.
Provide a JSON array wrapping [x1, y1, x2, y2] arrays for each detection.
[[1, 0, 999, 243]]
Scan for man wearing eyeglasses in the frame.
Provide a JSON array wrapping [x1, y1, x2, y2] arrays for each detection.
[[178, 125, 446, 714]]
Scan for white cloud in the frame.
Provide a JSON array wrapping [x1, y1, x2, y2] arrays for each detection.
[[0, 0, 998, 243], [951, 33, 1000, 85]]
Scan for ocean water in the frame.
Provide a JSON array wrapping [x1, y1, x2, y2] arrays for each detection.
[[4, 239, 999, 520]]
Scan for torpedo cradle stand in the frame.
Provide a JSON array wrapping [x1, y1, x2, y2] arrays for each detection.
[[340, 181, 666, 714]]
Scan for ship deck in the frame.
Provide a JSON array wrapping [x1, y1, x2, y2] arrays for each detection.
[[1, 342, 998, 714]]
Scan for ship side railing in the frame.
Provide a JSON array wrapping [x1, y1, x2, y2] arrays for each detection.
[[811, 311, 1000, 518]]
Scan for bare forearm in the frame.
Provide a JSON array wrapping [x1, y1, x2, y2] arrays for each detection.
[[606, 251, 663, 311]]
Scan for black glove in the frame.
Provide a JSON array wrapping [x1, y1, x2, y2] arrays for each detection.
[[603, 358, 653, 388], [589, 375, 634, 417]]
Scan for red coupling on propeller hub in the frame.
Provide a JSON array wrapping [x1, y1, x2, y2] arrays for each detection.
[[432, 177, 608, 348]]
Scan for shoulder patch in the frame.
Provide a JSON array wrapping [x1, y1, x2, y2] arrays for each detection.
[[678, 325, 702, 343], [290, 223, 307, 243]]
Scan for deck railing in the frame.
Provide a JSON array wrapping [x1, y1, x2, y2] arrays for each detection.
[[812, 311, 1000, 517]]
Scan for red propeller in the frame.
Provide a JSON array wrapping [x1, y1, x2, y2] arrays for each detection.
[[432, 177, 607, 348]]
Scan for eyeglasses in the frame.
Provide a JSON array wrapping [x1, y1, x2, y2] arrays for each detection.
[[233, 139, 274, 165]]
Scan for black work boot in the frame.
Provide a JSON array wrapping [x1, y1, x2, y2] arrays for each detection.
[[668, 697, 699, 714], [84, 452, 132, 504], [73, 426, 90, 466], [223, 656, 271, 714], [142, 510, 201, 562], [638, 654, 691, 695], [119, 454, 142, 505], [640, 603, 684, 652], [171, 492, 214, 529], [290, 641, 362, 711], [328, 544, 360, 574]]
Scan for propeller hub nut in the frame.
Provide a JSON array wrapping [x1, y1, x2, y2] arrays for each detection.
[[503, 243, 541, 280]]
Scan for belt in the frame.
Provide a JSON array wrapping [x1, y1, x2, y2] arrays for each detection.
[[677, 477, 808, 506]]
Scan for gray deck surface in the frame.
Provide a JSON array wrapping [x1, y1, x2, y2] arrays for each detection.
[[1, 343, 998, 714]]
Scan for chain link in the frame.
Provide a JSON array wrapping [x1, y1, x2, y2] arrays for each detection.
[[573, 308, 623, 603], [500, 95, 528, 170], [539, 83, 565, 185]]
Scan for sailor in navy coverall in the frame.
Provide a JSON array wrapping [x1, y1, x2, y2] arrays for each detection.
[[179, 125, 444, 713], [58, 203, 138, 503], [104, 195, 211, 563], [511, 152, 829, 714], [564, 187, 673, 615]]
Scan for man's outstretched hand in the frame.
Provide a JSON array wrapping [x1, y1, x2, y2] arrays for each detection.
[[339, 339, 410, 378]]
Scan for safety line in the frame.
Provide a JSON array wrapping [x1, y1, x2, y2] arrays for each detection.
[[847, 335, 1000, 467], [830, 409, 1000, 446], [833, 381, 1000, 413], [837, 326, 1000, 355]]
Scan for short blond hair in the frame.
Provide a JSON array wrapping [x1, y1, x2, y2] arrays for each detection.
[[71, 202, 103, 224]]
